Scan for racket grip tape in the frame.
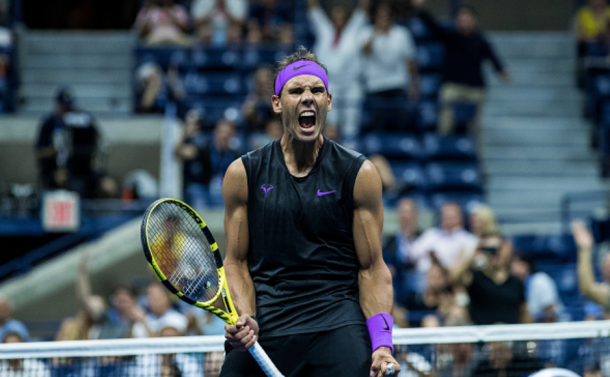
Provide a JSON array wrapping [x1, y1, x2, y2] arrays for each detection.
[[248, 341, 284, 377]]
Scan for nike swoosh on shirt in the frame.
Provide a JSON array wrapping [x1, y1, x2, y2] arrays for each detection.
[[317, 190, 335, 197], [293, 64, 308, 71]]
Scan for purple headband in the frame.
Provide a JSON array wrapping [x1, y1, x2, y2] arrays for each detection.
[[274, 60, 329, 96]]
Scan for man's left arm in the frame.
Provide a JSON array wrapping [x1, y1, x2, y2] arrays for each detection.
[[353, 160, 400, 377], [484, 39, 510, 82]]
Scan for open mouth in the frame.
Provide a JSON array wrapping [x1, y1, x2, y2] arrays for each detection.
[[299, 111, 316, 130]]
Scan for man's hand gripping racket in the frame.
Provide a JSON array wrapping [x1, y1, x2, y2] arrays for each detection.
[[140, 198, 284, 377]]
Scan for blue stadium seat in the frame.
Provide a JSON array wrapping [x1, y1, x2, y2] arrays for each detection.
[[191, 46, 241, 71], [425, 162, 482, 191], [454, 102, 478, 125], [185, 96, 245, 125], [417, 101, 438, 132], [135, 47, 190, 69], [419, 73, 442, 98], [416, 43, 444, 71], [407, 17, 433, 40], [243, 45, 292, 70], [362, 133, 422, 160], [428, 191, 484, 211], [183, 73, 246, 96], [390, 162, 428, 191], [537, 262, 578, 296], [585, 41, 609, 57], [422, 134, 477, 161], [511, 235, 576, 261]]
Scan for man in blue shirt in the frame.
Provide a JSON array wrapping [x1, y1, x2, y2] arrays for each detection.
[[0, 296, 29, 342]]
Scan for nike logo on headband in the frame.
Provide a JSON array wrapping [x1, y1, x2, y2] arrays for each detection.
[[293, 64, 308, 71]]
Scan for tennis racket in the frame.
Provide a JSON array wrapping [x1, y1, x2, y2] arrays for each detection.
[[140, 198, 284, 377]]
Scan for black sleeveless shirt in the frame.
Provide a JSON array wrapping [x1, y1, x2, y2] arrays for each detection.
[[241, 138, 367, 338]]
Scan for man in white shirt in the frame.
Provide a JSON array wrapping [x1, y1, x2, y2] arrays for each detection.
[[132, 283, 188, 338], [511, 252, 564, 322], [191, 0, 248, 45], [307, 0, 369, 139], [410, 202, 478, 273], [360, 2, 419, 133]]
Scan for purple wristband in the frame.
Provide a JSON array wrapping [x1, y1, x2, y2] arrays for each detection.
[[366, 313, 394, 354]]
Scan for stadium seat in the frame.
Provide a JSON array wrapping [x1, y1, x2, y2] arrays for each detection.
[[185, 96, 245, 125], [191, 46, 241, 71], [362, 133, 422, 160], [422, 134, 477, 161], [183, 73, 246, 96], [416, 43, 444, 71], [511, 235, 576, 261], [417, 101, 438, 132], [428, 191, 484, 211], [135, 47, 190, 69], [419, 73, 442, 98], [243, 45, 292, 70], [425, 162, 482, 191], [389, 162, 428, 191]]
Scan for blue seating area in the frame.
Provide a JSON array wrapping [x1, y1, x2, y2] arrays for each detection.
[[0, 45, 18, 113]]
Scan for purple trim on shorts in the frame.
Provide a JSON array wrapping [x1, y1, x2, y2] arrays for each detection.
[[366, 313, 394, 354], [274, 60, 329, 96]]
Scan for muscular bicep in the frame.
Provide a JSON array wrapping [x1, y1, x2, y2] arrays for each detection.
[[353, 160, 384, 270], [222, 159, 249, 267]]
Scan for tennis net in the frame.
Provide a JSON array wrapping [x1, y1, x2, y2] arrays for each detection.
[[0, 321, 609, 376]]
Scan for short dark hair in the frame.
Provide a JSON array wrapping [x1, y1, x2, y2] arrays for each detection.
[[514, 252, 537, 273], [458, 4, 478, 17], [113, 285, 138, 298], [273, 46, 328, 97]]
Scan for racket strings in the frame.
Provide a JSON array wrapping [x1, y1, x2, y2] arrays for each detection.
[[146, 202, 220, 303]]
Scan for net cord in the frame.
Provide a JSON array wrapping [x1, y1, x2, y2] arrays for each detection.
[[1, 321, 610, 359]]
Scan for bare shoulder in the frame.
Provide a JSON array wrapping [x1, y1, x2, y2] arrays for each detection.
[[353, 159, 383, 208], [222, 158, 248, 205]]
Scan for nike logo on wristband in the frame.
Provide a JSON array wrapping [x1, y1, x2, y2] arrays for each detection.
[[382, 315, 390, 331]]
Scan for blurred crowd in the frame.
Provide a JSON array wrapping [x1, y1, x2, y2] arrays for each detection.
[[3, 208, 610, 376]]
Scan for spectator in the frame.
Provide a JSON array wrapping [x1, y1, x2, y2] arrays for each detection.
[[133, 283, 188, 338], [450, 233, 530, 325], [0, 332, 50, 377], [34, 87, 118, 198], [360, 1, 419, 133], [469, 204, 498, 238], [473, 341, 543, 377], [248, 0, 293, 43], [135, 62, 186, 113], [574, 220, 610, 311], [437, 314, 478, 377], [420, 257, 455, 316], [411, 0, 509, 139], [250, 119, 283, 150], [191, 0, 248, 45], [511, 252, 565, 323], [575, 0, 610, 51], [135, 0, 192, 46], [369, 155, 397, 193], [410, 202, 478, 273], [242, 66, 275, 130], [307, 0, 369, 138], [383, 198, 423, 302], [175, 118, 240, 208], [0, 296, 29, 343]]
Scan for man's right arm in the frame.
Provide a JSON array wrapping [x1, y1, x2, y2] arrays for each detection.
[[222, 158, 258, 351]]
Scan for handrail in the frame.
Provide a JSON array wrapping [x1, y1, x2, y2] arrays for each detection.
[[560, 190, 610, 234]]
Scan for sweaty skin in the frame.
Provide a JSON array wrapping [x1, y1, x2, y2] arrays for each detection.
[[222, 72, 399, 377]]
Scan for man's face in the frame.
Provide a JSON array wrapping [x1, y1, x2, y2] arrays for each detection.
[[214, 122, 234, 151], [375, 4, 391, 30], [272, 74, 332, 143], [441, 204, 462, 231], [456, 9, 476, 34], [148, 285, 171, 316], [398, 200, 417, 231], [113, 289, 135, 314], [0, 297, 11, 322], [2, 334, 21, 344]]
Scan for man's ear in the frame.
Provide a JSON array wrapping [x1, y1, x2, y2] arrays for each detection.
[[327, 92, 332, 112], [272, 95, 282, 114]]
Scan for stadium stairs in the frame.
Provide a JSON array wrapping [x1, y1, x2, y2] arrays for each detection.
[[482, 32, 610, 235], [18, 30, 134, 116]]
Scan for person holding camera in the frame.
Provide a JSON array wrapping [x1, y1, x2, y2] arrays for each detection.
[[449, 232, 532, 325]]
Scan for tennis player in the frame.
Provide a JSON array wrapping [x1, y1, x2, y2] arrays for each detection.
[[220, 47, 400, 377]]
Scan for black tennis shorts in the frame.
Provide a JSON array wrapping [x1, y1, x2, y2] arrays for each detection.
[[219, 324, 372, 377]]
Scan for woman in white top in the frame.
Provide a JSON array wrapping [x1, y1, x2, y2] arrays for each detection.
[[307, 0, 370, 139], [360, 2, 419, 133]]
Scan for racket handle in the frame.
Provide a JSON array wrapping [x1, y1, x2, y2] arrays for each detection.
[[249, 341, 284, 377]]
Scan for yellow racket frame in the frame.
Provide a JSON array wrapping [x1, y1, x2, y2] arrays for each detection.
[[141, 198, 239, 325]]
